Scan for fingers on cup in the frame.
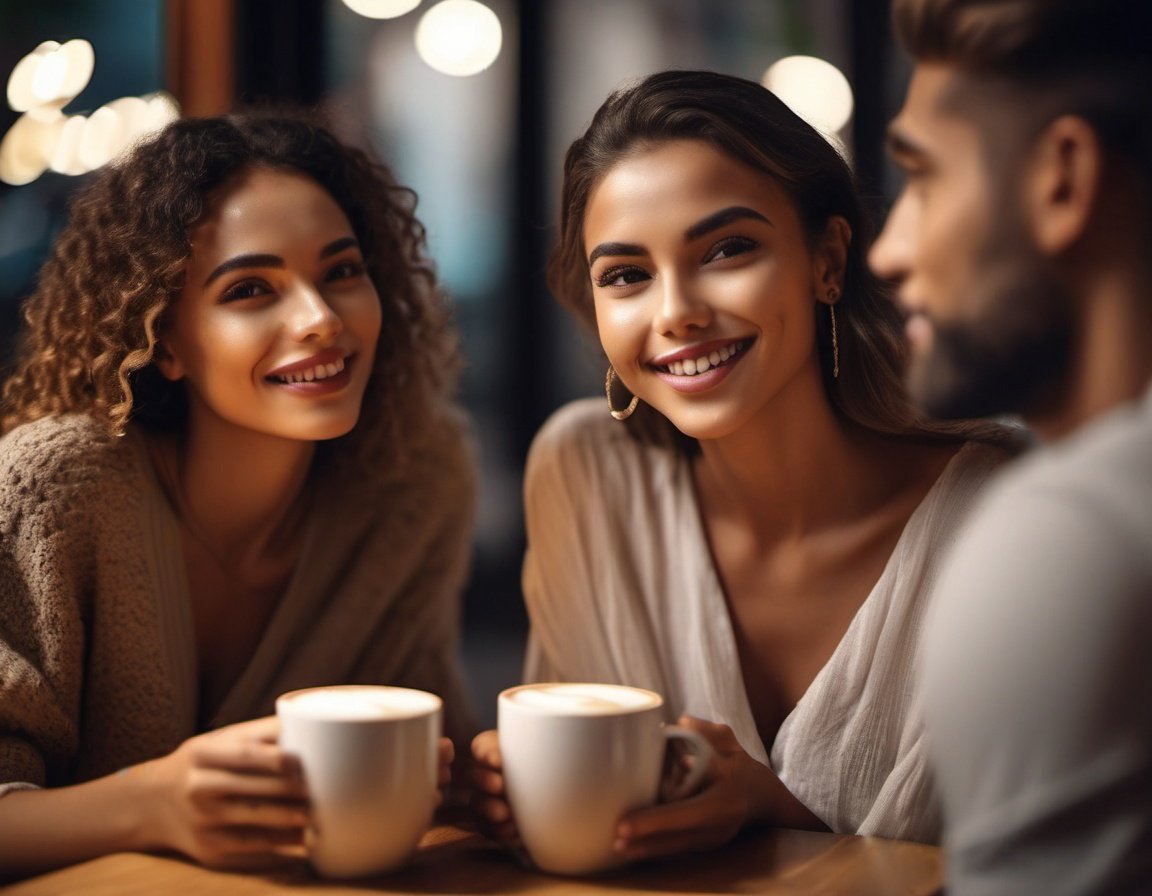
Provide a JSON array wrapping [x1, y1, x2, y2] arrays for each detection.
[[226, 795, 311, 830]]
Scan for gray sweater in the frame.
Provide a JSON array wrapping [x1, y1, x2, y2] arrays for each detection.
[[0, 411, 477, 791]]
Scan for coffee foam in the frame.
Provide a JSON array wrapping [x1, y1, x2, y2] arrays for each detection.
[[504, 683, 660, 715], [279, 686, 440, 720]]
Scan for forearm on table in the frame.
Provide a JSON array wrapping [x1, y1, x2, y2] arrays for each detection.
[[0, 766, 159, 881]]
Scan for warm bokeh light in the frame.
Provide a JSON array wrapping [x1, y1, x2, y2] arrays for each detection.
[[1, 30, 183, 185], [7, 39, 95, 113], [48, 114, 88, 176], [762, 55, 854, 135], [341, 0, 422, 18], [0, 110, 64, 185], [415, 0, 502, 77]]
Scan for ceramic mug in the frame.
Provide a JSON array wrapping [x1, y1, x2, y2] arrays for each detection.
[[498, 682, 713, 875], [276, 684, 441, 878]]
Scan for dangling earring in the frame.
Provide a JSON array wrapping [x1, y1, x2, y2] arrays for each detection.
[[828, 288, 840, 380], [605, 365, 638, 420]]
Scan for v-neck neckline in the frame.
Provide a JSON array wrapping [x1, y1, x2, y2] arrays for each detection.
[[128, 426, 318, 731], [677, 441, 973, 761]]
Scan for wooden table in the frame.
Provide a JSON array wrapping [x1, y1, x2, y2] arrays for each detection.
[[4, 823, 943, 895]]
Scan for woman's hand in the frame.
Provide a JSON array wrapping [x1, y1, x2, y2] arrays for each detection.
[[468, 729, 520, 848], [136, 716, 310, 870], [613, 716, 826, 862]]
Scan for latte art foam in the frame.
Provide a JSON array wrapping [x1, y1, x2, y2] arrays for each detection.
[[280, 686, 440, 720], [505, 683, 661, 715]]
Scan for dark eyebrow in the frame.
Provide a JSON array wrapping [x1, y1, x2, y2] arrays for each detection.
[[203, 254, 283, 287], [320, 236, 360, 259], [586, 207, 772, 267], [684, 206, 772, 242], [202, 236, 360, 287], [588, 241, 645, 267]]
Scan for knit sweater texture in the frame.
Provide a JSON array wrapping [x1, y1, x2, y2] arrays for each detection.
[[0, 411, 477, 792]]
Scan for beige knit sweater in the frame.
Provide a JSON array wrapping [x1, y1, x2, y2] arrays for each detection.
[[0, 410, 477, 792]]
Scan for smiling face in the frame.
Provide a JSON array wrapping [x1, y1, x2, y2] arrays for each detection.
[[157, 166, 382, 444], [584, 139, 837, 442], [869, 64, 1072, 420]]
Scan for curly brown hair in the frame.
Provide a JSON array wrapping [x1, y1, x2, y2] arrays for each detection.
[[549, 70, 1005, 448], [1, 110, 460, 475]]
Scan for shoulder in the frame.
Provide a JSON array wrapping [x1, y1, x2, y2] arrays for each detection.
[[331, 401, 476, 524], [407, 401, 477, 491], [0, 414, 138, 499], [999, 397, 1152, 538], [527, 398, 678, 492], [929, 400, 1152, 655]]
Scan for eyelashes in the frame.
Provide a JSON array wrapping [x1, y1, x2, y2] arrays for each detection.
[[594, 265, 649, 289], [216, 258, 368, 304], [591, 235, 761, 290]]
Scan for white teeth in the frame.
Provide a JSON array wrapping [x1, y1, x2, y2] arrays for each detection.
[[662, 342, 743, 377], [274, 357, 346, 384]]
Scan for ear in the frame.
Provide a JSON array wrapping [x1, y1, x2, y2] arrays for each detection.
[[153, 339, 184, 382], [814, 215, 851, 304], [1024, 115, 1102, 256]]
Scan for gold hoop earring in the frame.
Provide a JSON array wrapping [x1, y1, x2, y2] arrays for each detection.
[[605, 366, 638, 421], [828, 294, 840, 380]]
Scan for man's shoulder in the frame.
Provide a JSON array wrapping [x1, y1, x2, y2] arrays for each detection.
[[989, 397, 1152, 537]]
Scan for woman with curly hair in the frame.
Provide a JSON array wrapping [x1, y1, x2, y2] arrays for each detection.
[[0, 112, 476, 877], [472, 70, 1022, 859]]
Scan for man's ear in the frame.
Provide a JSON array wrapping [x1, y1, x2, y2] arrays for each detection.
[[815, 215, 851, 302], [153, 339, 184, 382], [1025, 114, 1102, 256]]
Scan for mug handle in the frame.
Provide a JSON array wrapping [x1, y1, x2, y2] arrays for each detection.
[[659, 725, 714, 802]]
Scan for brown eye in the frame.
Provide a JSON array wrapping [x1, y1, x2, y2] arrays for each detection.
[[704, 236, 757, 263], [594, 265, 650, 289], [220, 279, 271, 303]]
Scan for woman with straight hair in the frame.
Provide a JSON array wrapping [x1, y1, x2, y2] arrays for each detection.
[[472, 70, 1020, 858]]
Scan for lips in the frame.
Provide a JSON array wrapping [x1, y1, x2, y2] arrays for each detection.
[[649, 339, 749, 377], [265, 348, 349, 385], [649, 338, 752, 394]]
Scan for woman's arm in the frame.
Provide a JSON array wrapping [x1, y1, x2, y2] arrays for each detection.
[[0, 717, 308, 881], [613, 716, 827, 861]]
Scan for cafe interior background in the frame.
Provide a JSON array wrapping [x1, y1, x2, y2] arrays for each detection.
[[0, 0, 907, 726]]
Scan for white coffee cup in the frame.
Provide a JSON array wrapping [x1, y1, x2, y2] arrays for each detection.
[[276, 685, 442, 878], [498, 682, 713, 876]]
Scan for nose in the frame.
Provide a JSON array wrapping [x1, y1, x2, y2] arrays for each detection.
[[287, 280, 342, 342], [869, 191, 915, 284], [653, 273, 711, 336]]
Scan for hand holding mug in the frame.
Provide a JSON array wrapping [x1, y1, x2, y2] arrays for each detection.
[[276, 685, 443, 878], [137, 716, 309, 871], [495, 683, 713, 875]]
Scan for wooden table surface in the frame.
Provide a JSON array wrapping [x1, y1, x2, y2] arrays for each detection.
[[4, 823, 943, 895]]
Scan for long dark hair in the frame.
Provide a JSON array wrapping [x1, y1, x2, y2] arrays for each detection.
[[549, 69, 1000, 446], [2, 110, 460, 475]]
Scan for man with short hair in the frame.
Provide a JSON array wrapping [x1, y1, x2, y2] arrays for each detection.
[[870, 1, 1152, 892]]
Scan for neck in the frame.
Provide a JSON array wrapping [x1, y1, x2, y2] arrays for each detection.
[[692, 370, 899, 541], [1028, 263, 1152, 440], [173, 414, 316, 564]]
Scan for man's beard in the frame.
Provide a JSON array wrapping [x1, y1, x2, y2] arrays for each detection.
[[907, 247, 1075, 421]]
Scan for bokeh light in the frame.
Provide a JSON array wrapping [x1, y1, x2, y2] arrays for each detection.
[[341, 0, 423, 18], [415, 0, 502, 77], [1, 35, 182, 185], [0, 111, 65, 185], [7, 39, 95, 113], [762, 55, 854, 136]]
